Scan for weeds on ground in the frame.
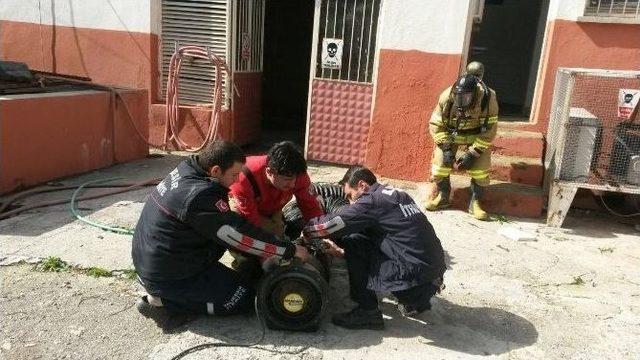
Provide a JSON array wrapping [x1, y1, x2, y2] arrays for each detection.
[[37, 256, 69, 272], [492, 214, 511, 224], [598, 247, 614, 254], [86, 267, 112, 277], [33, 257, 123, 279], [122, 269, 137, 280], [570, 276, 585, 286]]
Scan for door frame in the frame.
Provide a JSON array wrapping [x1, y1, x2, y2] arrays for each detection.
[[303, 0, 383, 158]]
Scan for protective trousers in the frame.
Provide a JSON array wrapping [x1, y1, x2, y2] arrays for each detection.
[[430, 144, 491, 186], [228, 197, 285, 282]]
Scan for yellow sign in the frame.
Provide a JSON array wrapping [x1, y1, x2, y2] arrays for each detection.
[[283, 293, 304, 313]]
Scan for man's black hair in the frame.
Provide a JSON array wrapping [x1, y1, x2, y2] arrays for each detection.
[[339, 166, 377, 187], [197, 140, 246, 171], [267, 141, 307, 176]]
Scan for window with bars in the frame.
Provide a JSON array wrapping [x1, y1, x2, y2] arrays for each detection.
[[161, 0, 230, 105], [584, 0, 640, 17], [315, 0, 381, 84]]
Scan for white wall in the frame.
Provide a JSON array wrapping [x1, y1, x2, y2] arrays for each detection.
[[0, 0, 161, 35], [378, 0, 472, 54], [547, 0, 585, 21]]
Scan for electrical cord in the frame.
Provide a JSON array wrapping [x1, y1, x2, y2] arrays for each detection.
[[0, 178, 159, 221], [169, 292, 309, 359], [598, 194, 640, 217], [0, 182, 157, 214]]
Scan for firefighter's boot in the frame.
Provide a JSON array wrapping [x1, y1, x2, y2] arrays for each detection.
[[469, 179, 489, 220], [425, 178, 451, 211]]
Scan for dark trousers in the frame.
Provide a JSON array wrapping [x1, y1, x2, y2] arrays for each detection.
[[139, 262, 256, 316], [339, 233, 438, 310]]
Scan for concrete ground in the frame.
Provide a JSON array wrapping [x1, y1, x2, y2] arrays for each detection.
[[1, 152, 639, 360]]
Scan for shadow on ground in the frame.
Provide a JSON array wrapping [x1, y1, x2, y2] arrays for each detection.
[[176, 296, 537, 357]]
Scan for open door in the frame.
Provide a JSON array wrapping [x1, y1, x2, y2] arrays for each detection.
[[466, 0, 550, 121]]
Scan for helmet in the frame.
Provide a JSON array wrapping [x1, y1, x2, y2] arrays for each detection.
[[466, 61, 485, 80], [452, 74, 478, 110]]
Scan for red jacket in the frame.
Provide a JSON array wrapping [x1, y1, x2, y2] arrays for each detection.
[[229, 155, 323, 226]]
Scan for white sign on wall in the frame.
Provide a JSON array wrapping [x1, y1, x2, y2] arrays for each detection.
[[619, 89, 640, 119], [321, 38, 343, 70]]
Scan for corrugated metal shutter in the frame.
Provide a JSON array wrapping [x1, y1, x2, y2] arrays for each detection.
[[161, 0, 230, 105]]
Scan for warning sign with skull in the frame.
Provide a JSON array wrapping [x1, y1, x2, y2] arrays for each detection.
[[618, 89, 640, 119], [321, 38, 343, 70]]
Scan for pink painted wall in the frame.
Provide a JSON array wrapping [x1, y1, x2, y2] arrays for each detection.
[[1, 89, 149, 194], [365, 49, 462, 181], [531, 20, 640, 133], [0, 20, 160, 103]]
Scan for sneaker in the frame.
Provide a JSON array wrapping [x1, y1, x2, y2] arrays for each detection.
[[398, 299, 432, 317], [136, 296, 192, 331], [331, 307, 384, 330]]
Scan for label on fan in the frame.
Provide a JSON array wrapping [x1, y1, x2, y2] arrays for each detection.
[[618, 89, 640, 119], [283, 293, 304, 313]]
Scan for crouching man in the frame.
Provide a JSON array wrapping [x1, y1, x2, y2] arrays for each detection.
[[303, 166, 446, 330], [132, 140, 308, 327]]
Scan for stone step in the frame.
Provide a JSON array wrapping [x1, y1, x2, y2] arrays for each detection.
[[446, 154, 543, 186], [493, 128, 544, 158], [490, 154, 543, 186], [420, 174, 544, 218]]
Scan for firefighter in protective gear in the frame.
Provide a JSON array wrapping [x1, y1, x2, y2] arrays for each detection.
[[425, 69, 498, 220], [466, 61, 484, 80]]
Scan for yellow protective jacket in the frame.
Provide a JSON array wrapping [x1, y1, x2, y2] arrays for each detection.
[[429, 85, 499, 154]]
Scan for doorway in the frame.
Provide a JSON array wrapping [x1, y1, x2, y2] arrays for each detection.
[[468, 0, 550, 121], [261, 0, 315, 145]]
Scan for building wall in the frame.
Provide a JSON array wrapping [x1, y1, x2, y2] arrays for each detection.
[[364, 0, 471, 181], [0, 0, 160, 102], [529, 0, 640, 133], [1, 89, 149, 194], [366, 0, 640, 181]]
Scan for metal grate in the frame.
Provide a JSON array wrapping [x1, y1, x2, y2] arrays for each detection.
[[584, 0, 640, 17], [161, 0, 230, 105], [546, 69, 640, 191], [232, 0, 264, 72], [315, 0, 381, 83]]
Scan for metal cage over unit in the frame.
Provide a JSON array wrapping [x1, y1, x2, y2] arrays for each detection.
[[544, 68, 640, 227]]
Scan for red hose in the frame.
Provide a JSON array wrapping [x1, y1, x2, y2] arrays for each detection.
[[34, 46, 233, 152], [164, 46, 232, 152]]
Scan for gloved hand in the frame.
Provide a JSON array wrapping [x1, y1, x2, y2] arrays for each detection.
[[440, 144, 455, 167], [455, 151, 478, 170]]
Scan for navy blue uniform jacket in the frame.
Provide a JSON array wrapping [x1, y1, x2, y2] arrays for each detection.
[[304, 183, 445, 292], [132, 156, 295, 282]]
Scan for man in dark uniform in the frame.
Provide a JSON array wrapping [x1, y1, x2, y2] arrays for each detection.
[[132, 140, 308, 325], [303, 166, 446, 330]]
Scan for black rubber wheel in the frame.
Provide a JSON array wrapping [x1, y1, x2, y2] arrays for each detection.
[[257, 262, 328, 332]]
